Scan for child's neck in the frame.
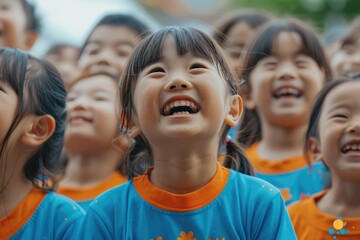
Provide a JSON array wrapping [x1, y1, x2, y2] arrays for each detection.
[[317, 177, 360, 217], [61, 149, 122, 188], [259, 123, 307, 160], [149, 139, 219, 194], [0, 170, 33, 219]]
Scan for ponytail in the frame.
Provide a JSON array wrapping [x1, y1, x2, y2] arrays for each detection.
[[222, 136, 254, 176]]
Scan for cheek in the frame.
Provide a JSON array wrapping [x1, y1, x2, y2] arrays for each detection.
[[330, 53, 347, 70]]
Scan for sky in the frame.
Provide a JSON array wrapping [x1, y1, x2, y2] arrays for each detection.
[[29, 0, 161, 57]]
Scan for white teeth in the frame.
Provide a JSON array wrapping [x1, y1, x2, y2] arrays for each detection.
[[275, 87, 300, 96], [342, 144, 360, 152], [163, 100, 198, 116]]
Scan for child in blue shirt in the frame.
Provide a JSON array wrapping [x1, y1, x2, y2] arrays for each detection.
[[80, 26, 296, 239]]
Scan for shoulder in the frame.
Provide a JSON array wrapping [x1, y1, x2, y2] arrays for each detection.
[[229, 169, 281, 197]]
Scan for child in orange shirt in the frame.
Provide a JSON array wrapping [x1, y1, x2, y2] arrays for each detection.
[[57, 71, 128, 211], [288, 74, 360, 239], [238, 19, 332, 205]]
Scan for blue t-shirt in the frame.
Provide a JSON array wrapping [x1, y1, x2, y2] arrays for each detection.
[[1, 189, 85, 240], [80, 164, 296, 239], [246, 143, 331, 205]]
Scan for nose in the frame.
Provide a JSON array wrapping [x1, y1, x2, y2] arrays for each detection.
[[164, 72, 192, 91], [94, 49, 113, 66], [67, 96, 89, 111], [347, 118, 360, 134], [276, 61, 298, 81]]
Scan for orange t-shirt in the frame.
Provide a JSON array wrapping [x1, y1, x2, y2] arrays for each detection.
[[288, 191, 360, 239]]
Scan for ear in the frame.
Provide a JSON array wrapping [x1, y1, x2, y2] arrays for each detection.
[[21, 115, 56, 147], [241, 85, 256, 110], [224, 95, 243, 127], [23, 31, 38, 50], [308, 137, 323, 162]]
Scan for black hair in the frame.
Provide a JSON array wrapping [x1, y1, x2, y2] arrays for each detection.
[[237, 18, 333, 147], [212, 9, 272, 47], [119, 26, 254, 178], [20, 0, 40, 32], [0, 48, 66, 191], [305, 72, 360, 165], [80, 13, 151, 56]]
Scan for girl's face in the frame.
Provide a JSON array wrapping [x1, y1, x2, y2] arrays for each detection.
[[132, 36, 239, 146], [65, 75, 118, 152], [44, 46, 79, 90], [247, 31, 325, 128], [222, 21, 256, 73], [78, 25, 140, 77], [0, 81, 18, 145], [314, 81, 360, 180], [0, 0, 31, 49], [330, 38, 360, 78]]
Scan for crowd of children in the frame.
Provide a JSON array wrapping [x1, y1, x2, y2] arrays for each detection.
[[1, 0, 360, 239]]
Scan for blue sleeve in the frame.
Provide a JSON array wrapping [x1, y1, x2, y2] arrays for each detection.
[[78, 206, 113, 240], [252, 192, 297, 239]]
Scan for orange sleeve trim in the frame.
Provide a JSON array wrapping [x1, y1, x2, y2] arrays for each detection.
[[0, 188, 46, 239], [57, 172, 127, 201], [246, 143, 310, 174], [133, 162, 230, 212]]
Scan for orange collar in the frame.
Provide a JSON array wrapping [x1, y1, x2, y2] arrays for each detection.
[[0, 188, 46, 239], [133, 162, 230, 212]]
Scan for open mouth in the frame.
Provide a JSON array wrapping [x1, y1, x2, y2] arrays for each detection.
[[162, 100, 200, 116], [69, 115, 93, 124], [273, 87, 302, 99], [341, 143, 360, 154]]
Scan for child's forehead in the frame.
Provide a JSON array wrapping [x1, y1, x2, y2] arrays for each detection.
[[323, 81, 360, 107], [70, 74, 117, 91], [268, 31, 304, 56]]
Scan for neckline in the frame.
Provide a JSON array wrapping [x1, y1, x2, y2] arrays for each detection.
[[133, 162, 230, 212]]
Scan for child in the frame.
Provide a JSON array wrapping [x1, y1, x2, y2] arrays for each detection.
[[212, 9, 272, 76], [79, 26, 296, 239], [330, 17, 360, 78], [0, 48, 84, 239], [238, 19, 332, 205], [77, 13, 151, 77], [0, 0, 39, 50], [57, 71, 128, 211], [43, 43, 80, 90], [288, 74, 360, 239], [212, 10, 272, 141]]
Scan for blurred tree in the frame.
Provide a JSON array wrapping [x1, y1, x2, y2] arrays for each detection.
[[230, 0, 360, 32]]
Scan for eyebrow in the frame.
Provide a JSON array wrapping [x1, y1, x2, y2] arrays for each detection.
[[87, 40, 136, 47], [326, 102, 352, 113]]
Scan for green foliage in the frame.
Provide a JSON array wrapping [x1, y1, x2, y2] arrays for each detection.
[[229, 0, 360, 32]]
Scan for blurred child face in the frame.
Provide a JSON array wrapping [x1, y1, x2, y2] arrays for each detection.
[[222, 21, 256, 73], [247, 31, 325, 128], [64, 75, 119, 153], [315, 81, 360, 180], [0, 81, 18, 145], [0, 0, 33, 49], [132, 36, 238, 146], [330, 38, 360, 78], [44, 46, 79, 90], [78, 25, 140, 77]]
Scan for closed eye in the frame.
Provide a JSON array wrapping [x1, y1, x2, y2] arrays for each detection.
[[190, 63, 206, 70], [333, 114, 348, 119], [148, 67, 165, 74]]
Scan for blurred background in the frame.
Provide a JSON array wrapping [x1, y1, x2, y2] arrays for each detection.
[[29, 0, 360, 57]]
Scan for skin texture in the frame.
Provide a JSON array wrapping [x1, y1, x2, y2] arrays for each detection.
[[0, 0, 37, 49], [330, 38, 360, 78], [63, 75, 124, 187], [131, 36, 242, 193], [78, 26, 140, 77], [309, 81, 360, 217], [246, 31, 325, 160], [44, 46, 80, 90], [222, 21, 257, 73]]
